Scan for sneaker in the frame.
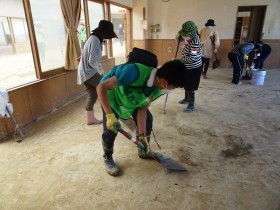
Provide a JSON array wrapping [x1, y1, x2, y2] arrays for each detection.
[[203, 75, 208, 79]]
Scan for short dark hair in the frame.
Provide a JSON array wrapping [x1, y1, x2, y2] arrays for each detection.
[[156, 60, 186, 88]]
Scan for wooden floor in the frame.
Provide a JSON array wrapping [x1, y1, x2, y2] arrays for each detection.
[[0, 68, 280, 210]]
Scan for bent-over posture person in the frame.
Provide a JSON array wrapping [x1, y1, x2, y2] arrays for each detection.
[[228, 42, 262, 85], [96, 60, 187, 176]]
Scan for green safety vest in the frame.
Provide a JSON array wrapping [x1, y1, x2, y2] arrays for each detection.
[[108, 63, 163, 119]]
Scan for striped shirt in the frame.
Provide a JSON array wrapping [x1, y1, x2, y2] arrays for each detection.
[[181, 34, 202, 69]]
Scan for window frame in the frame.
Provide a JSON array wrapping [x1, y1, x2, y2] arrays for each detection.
[[20, 0, 119, 81], [84, 0, 110, 59], [23, 0, 66, 80]]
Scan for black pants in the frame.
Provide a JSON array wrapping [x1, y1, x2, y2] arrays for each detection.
[[202, 57, 210, 75], [228, 52, 243, 84], [254, 44, 272, 69], [102, 108, 153, 148], [184, 65, 203, 91]]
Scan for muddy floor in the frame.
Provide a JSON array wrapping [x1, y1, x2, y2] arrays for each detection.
[[0, 68, 280, 210]]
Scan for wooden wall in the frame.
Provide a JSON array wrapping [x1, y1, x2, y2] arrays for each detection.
[[133, 39, 280, 69], [0, 58, 115, 140]]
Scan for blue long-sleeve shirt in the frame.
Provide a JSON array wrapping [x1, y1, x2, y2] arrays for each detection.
[[232, 43, 255, 56]]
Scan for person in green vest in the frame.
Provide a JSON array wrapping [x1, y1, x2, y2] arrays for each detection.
[[96, 60, 187, 176], [79, 23, 87, 49]]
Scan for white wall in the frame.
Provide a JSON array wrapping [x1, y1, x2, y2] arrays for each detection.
[[146, 0, 280, 40], [131, 0, 148, 39]]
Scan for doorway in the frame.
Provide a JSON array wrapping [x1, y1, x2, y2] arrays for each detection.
[[233, 6, 266, 46], [110, 4, 131, 65]]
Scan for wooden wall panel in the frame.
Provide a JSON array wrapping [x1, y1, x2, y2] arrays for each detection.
[[133, 40, 145, 49], [65, 71, 85, 101], [49, 75, 68, 109], [147, 39, 163, 64], [145, 39, 280, 69], [9, 88, 33, 125], [162, 40, 182, 62], [0, 58, 115, 140], [212, 39, 233, 68], [27, 80, 53, 119]]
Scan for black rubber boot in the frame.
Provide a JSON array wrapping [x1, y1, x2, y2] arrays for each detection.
[[179, 91, 189, 104], [103, 143, 120, 176], [184, 92, 195, 112]]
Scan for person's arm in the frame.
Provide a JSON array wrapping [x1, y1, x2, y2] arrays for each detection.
[[88, 38, 102, 69], [96, 76, 120, 133], [96, 76, 118, 115]]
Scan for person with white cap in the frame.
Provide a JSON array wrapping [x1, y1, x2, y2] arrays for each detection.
[[77, 20, 118, 125]]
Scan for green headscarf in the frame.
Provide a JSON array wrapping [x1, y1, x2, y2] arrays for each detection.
[[179, 21, 198, 37]]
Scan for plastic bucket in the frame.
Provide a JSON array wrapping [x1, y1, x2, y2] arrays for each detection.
[[251, 69, 266, 86]]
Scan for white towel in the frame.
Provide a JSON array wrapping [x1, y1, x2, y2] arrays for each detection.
[[0, 88, 13, 118], [146, 68, 158, 87]]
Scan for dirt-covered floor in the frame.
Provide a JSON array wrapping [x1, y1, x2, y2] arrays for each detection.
[[0, 68, 279, 210]]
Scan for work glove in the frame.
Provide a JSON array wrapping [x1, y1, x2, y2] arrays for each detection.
[[138, 135, 150, 156], [213, 49, 218, 53], [175, 32, 183, 43], [106, 113, 121, 133], [243, 55, 249, 60]]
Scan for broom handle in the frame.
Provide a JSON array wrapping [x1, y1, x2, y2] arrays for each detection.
[[118, 127, 145, 149], [174, 40, 180, 58]]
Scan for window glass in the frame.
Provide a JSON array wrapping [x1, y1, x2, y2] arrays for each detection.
[[78, 0, 87, 50], [30, 0, 66, 72], [12, 18, 29, 43], [110, 4, 127, 65], [0, 2, 37, 89], [88, 1, 104, 31], [88, 1, 106, 56]]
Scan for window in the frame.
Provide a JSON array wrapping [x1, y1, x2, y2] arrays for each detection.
[[87, 1, 107, 56], [88, 1, 104, 31], [29, 0, 67, 72], [0, 2, 37, 89], [12, 18, 29, 43], [0, 0, 124, 90]]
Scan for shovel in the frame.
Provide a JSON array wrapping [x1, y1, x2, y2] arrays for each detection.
[[212, 53, 220, 70], [118, 127, 187, 172]]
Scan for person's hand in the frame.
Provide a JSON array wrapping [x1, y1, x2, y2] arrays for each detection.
[[214, 49, 218, 53], [243, 55, 249, 60], [106, 113, 121, 133], [175, 32, 183, 43], [138, 135, 150, 155]]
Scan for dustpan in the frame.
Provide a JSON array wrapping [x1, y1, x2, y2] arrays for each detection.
[[212, 53, 220, 70]]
